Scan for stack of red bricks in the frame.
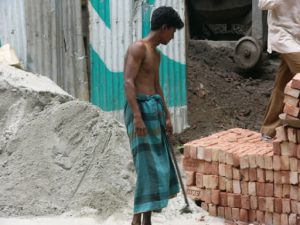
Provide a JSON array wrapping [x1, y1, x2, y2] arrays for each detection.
[[183, 127, 300, 224]]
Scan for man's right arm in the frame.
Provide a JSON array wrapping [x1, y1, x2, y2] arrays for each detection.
[[258, 0, 280, 10], [124, 42, 147, 136]]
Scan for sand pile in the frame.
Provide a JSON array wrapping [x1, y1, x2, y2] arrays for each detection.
[[0, 64, 135, 217]]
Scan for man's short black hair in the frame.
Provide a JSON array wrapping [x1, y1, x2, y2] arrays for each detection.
[[151, 6, 184, 31]]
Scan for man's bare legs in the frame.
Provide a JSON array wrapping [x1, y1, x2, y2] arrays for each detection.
[[132, 211, 152, 225], [142, 211, 152, 225], [132, 213, 141, 225]]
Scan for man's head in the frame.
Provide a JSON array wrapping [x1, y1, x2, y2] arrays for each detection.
[[151, 6, 184, 45]]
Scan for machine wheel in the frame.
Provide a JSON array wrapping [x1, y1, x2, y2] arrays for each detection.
[[234, 36, 262, 69]]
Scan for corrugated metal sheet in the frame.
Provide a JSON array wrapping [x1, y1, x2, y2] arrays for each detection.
[[89, 0, 188, 133], [0, 0, 27, 67], [24, 0, 89, 100]]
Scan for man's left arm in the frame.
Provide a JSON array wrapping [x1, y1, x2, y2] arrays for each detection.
[[154, 54, 173, 135]]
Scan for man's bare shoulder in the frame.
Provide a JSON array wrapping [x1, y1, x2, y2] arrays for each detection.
[[127, 40, 147, 58]]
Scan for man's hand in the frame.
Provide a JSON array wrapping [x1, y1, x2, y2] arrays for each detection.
[[166, 117, 173, 136], [134, 117, 147, 136]]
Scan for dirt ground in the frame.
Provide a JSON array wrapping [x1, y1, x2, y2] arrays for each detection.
[[174, 40, 279, 145]]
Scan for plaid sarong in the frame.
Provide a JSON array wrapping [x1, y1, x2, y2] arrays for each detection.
[[124, 94, 179, 213]]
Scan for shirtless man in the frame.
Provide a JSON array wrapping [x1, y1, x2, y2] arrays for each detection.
[[123, 6, 184, 225]]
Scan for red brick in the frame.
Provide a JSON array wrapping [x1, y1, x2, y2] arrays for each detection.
[[248, 182, 256, 196], [290, 157, 298, 171], [281, 214, 289, 225], [183, 145, 191, 158], [284, 94, 299, 107], [227, 193, 241, 208], [239, 209, 249, 222], [208, 204, 217, 216], [220, 192, 227, 206], [225, 164, 233, 179], [240, 169, 249, 181], [274, 198, 282, 213], [203, 189, 211, 203], [291, 200, 298, 214], [211, 189, 220, 205], [265, 170, 274, 182], [258, 197, 266, 211], [273, 155, 281, 171], [282, 184, 290, 198], [204, 148, 212, 162], [273, 213, 281, 225], [250, 196, 258, 209], [249, 168, 257, 181], [276, 126, 288, 142], [291, 73, 300, 89], [241, 195, 250, 209], [281, 155, 291, 170], [197, 161, 205, 173], [265, 183, 274, 197], [248, 154, 257, 168], [196, 173, 203, 188], [241, 181, 248, 195], [203, 162, 213, 175], [273, 140, 281, 155], [274, 184, 282, 198], [256, 154, 265, 168], [186, 171, 195, 186], [248, 209, 256, 222], [218, 163, 226, 177], [281, 171, 290, 184], [288, 127, 298, 143], [225, 178, 233, 193], [256, 210, 265, 224], [289, 214, 297, 225], [282, 198, 291, 213], [265, 197, 274, 213], [189, 145, 198, 159], [219, 176, 226, 191], [224, 207, 232, 220], [257, 168, 265, 182], [232, 167, 240, 180], [203, 175, 218, 189], [290, 171, 298, 184], [182, 158, 199, 171], [256, 182, 265, 197], [240, 155, 249, 169], [210, 162, 219, 175], [232, 208, 240, 221], [284, 103, 300, 117], [217, 206, 225, 218], [265, 212, 273, 225], [274, 171, 282, 184], [297, 145, 300, 159], [211, 148, 219, 162], [279, 112, 299, 121], [232, 180, 241, 194], [264, 155, 273, 170], [281, 142, 297, 157], [186, 186, 202, 200], [284, 81, 300, 98]]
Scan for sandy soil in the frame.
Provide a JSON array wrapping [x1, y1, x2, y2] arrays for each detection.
[[173, 40, 278, 146]]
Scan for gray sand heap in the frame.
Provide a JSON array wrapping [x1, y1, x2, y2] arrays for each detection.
[[0, 64, 135, 217]]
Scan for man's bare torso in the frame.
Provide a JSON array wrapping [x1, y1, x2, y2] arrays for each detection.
[[125, 40, 160, 95]]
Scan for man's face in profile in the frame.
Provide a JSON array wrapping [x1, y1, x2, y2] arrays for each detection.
[[161, 26, 176, 45]]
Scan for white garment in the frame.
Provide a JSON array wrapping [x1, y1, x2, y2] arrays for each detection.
[[258, 0, 300, 53]]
